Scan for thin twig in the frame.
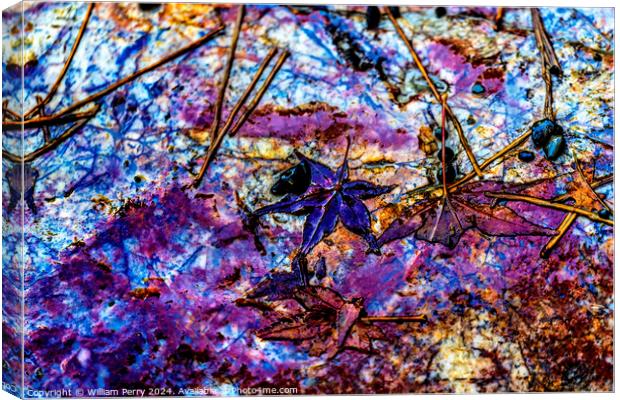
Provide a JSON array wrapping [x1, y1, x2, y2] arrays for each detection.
[[35, 95, 51, 142], [3, 25, 225, 132], [2, 100, 20, 121], [532, 8, 562, 120], [449, 129, 533, 191], [401, 129, 533, 204], [495, 7, 504, 29], [554, 174, 613, 203], [228, 51, 289, 136], [24, 3, 94, 119], [531, 9, 562, 75], [385, 7, 483, 177], [192, 48, 289, 188], [209, 5, 245, 142], [540, 151, 613, 256], [362, 315, 428, 323], [3, 106, 101, 130], [572, 150, 612, 214], [192, 47, 278, 187], [485, 192, 613, 226], [440, 94, 449, 199], [540, 213, 576, 258], [2, 105, 99, 163]]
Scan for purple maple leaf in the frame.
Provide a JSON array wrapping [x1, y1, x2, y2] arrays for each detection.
[[254, 137, 394, 267]]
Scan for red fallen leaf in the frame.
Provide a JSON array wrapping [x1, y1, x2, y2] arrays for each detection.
[[563, 162, 609, 212], [128, 286, 161, 300], [256, 286, 384, 359], [379, 180, 558, 249]]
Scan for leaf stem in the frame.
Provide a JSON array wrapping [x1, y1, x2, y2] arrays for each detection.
[[337, 135, 352, 184], [440, 94, 448, 199], [484, 192, 613, 226], [384, 7, 482, 177]]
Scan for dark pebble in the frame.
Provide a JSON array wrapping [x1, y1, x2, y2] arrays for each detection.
[[531, 118, 563, 148], [138, 3, 161, 12], [366, 6, 381, 30], [598, 209, 611, 219], [434, 126, 448, 140], [518, 150, 535, 162], [543, 134, 565, 161], [437, 164, 457, 184], [24, 58, 38, 75], [472, 82, 485, 95], [388, 6, 401, 18], [270, 162, 311, 196], [5, 63, 20, 78], [549, 65, 562, 76], [437, 147, 455, 163], [593, 53, 603, 62], [435, 7, 447, 17]]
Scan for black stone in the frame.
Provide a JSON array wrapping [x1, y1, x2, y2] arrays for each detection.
[[531, 118, 563, 148], [598, 209, 611, 219], [270, 162, 311, 196], [388, 6, 401, 18], [437, 147, 455, 163], [518, 150, 535, 162], [435, 7, 447, 17], [543, 134, 565, 161], [434, 126, 448, 140], [366, 6, 381, 30], [437, 164, 457, 184], [472, 82, 485, 95], [138, 3, 161, 12], [24, 58, 38, 75], [549, 65, 562, 76]]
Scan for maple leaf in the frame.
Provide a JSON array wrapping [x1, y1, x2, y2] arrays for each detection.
[[256, 286, 384, 359], [245, 257, 327, 301], [563, 159, 610, 213], [378, 180, 558, 249], [254, 138, 394, 256]]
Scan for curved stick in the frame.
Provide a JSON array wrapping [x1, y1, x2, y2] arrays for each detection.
[[192, 48, 287, 188], [3, 25, 225, 131], [209, 5, 245, 142], [362, 315, 428, 323], [24, 3, 95, 119], [2, 105, 99, 163], [385, 7, 482, 177], [485, 192, 613, 226]]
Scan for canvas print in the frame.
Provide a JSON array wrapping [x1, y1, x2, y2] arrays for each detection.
[[1, 2, 614, 396]]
